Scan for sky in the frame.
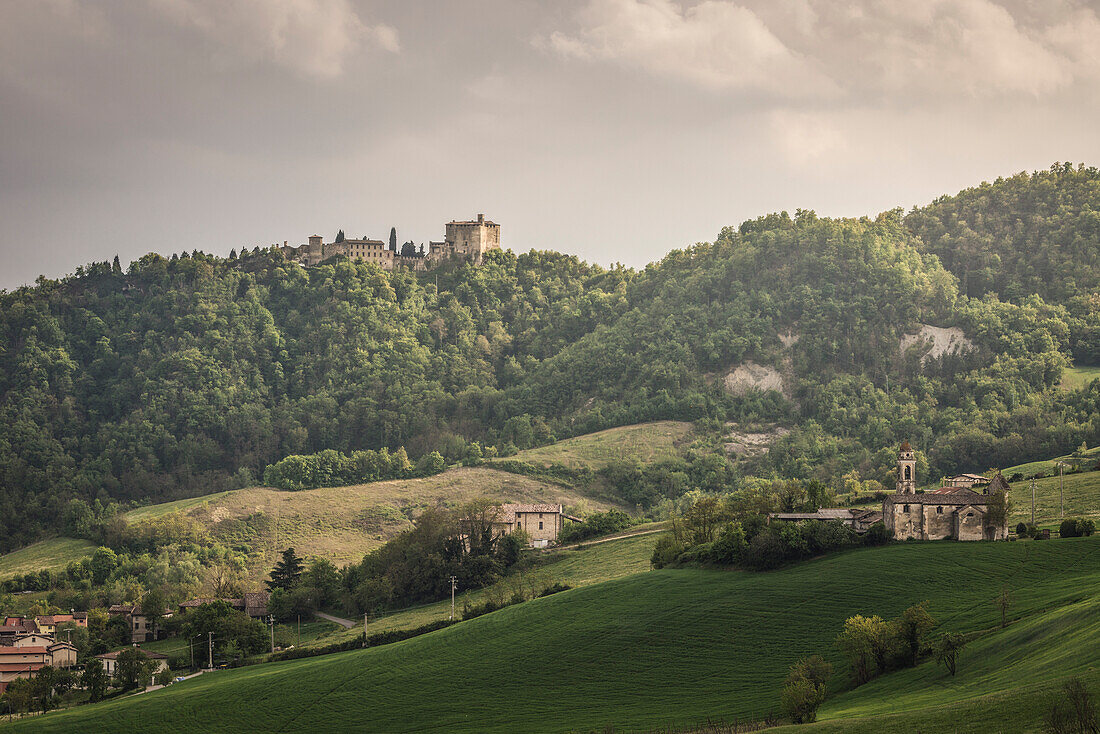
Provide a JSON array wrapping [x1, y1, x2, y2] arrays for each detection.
[[2, 0, 1100, 290]]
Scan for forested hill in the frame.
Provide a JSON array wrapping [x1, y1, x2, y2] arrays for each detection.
[[3, 163, 1100, 551]]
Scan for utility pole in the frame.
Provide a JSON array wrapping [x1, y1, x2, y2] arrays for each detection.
[[1031, 479, 1036, 525], [297, 615, 301, 648], [189, 637, 194, 669], [1060, 462, 1065, 518], [208, 631, 213, 670], [363, 613, 368, 645], [449, 576, 458, 621], [268, 615, 275, 654]]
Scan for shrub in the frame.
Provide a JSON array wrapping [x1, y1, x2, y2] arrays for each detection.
[[1078, 519, 1096, 537], [781, 655, 833, 724], [709, 523, 747, 564], [1047, 677, 1098, 734], [935, 633, 967, 676], [557, 509, 637, 544], [537, 582, 572, 597], [651, 535, 685, 569], [862, 522, 892, 546], [1060, 519, 1081, 538], [1016, 522, 1029, 536]]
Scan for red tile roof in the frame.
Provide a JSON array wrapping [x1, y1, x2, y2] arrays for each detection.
[[0, 646, 49, 655], [96, 649, 167, 660]]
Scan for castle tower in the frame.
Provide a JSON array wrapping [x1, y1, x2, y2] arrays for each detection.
[[897, 440, 916, 494]]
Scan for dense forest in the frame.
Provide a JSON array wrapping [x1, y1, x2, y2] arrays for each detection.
[[2, 163, 1100, 552]]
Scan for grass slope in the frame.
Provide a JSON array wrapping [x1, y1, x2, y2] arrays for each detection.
[[508, 420, 692, 470], [136, 466, 611, 567], [13, 538, 1100, 734], [0, 537, 96, 580], [1060, 364, 1100, 391], [1006, 470, 1100, 525], [314, 527, 663, 646]]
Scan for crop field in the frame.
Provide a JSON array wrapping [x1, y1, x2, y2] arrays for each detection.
[[0, 537, 96, 580], [507, 420, 692, 469], [11, 537, 1100, 733], [313, 527, 663, 644], [1005, 469, 1100, 524]]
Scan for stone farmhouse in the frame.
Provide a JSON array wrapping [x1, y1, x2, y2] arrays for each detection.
[[108, 604, 173, 644], [279, 214, 500, 270], [489, 504, 582, 548], [177, 592, 269, 619], [883, 441, 1009, 541]]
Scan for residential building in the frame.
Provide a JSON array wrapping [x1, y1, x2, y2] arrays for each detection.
[[108, 604, 172, 644], [177, 591, 269, 619], [96, 648, 169, 678], [490, 504, 580, 548], [0, 645, 49, 693]]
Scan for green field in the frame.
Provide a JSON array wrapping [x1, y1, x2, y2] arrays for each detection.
[[1059, 364, 1100, 391], [10, 537, 1100, 733], [1006, 469, 1100, 525], [507, 420, 692, 470], [0, 537, 96, 580], [304, 527, 663, 647]]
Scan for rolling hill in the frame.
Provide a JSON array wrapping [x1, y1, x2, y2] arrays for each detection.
[[9, 537, 1100, 733]]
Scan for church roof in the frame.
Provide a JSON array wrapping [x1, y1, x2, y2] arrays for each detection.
[[987, 473, 1011, 494], [899, 440, 912, 451], [885, 489, 988, 505]]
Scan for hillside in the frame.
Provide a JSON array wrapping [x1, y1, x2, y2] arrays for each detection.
[[9, 538, 1100, 733], [5, 167, 1100, 551], [506, 420, 692, 470]]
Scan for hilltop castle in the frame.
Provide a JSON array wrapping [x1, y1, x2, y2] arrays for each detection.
[[279, 214, 500, 271]]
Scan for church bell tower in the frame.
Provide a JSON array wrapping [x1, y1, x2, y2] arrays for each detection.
[[897, 440, 916, 494]]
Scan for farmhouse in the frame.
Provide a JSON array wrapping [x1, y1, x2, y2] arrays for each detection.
[[882, 442, 1009, 541], [769, 508, 883, 532], [177, 591, 269, 619], [108, 604, 173, 644], [489, 504, 581, 548]]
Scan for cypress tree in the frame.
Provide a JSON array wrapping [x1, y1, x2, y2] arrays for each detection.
[[389, 227, 397, 251]]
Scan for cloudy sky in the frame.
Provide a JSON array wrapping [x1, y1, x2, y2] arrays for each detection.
[[2, 0, 1099, 289]]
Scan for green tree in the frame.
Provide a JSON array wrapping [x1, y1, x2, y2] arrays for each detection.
[[781, 655, 833, 724], [1047, 677, 1099, 734], [896, 601, 936, 666], [836, 615, 893, 684], [335, 229, 345, 243], [935, 632, 967, 676], [266, 547, 304, 592], [89, 547, 118, 585], [113, 648, 158, 690], [82, 658, 109, 702]]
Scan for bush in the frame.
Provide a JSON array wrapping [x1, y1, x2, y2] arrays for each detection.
[[709, 523, 747, 564], [557, 509, 637, 544], [781, 655, 833, 724], [1078, 519, 1096, 537], [1047, 677, 1098, 734], [1016, 522, 1029, 536], [537, 582, 572, 597], [1061, 519, 1081, 538], [651, 535, 685, 569], [862, 522, 892, 546]]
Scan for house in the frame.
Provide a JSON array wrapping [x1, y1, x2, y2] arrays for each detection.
[[768, 508, 883, 532], [882, 442, 1008, 541], [47, 641, 77, 668], [489, 504, 581, 548], [944, 473, 990, 490], [108, 604, 172, 644], [33, 612, 88, 635], [96, 648, 169, 678], [0, 645, 50, 693], [12, 633, 54, 649], [177, 591, 269, 619]]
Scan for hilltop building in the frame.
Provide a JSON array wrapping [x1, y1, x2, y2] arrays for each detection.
[[279, 214, 500, 270], [882, 442, 1008, 541]]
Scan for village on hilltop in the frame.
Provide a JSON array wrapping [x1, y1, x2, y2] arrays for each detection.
[[277, 214, 501, 271]]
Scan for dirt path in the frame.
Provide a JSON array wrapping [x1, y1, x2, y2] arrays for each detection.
[[315, 610, 356, 628], [549, 526, 666, 552]]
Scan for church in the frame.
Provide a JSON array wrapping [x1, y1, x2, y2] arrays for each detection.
[[882, 441, 1009, 541]]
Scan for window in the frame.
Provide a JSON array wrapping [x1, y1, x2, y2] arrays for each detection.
[[903, 504, 910, 512], [538, 522, 543, 530], [904, 466, 911, 480], [937, 506, 943, 514]]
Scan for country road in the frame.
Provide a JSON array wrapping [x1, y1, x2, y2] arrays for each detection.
[[315, 610, 356, 628], [550, 525, 666, 552]]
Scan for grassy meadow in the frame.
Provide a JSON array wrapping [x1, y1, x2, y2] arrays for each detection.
[[506, 420, 692, 470], [1059, 364, 1100, 391], [0, 537, 97, 580], [10, 537, 1100, 733], [1005, 469, 1100, 525]]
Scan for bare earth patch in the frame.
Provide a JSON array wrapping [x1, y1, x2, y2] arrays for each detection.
[[723, 361, 788, 397], [900, 324, 974, 363], [724, 424, 791, 457]]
